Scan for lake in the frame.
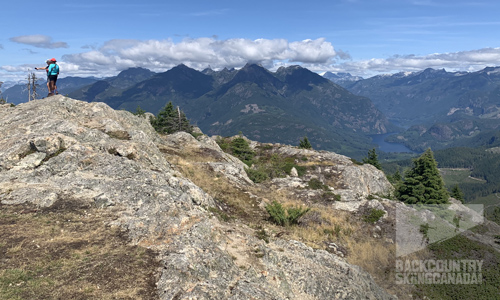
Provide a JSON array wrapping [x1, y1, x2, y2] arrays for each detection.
[[370, 133, 416, 153]]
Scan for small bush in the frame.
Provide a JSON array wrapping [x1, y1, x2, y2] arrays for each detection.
[[215, 136, 230, 151], [307, 178, 329, 190], [320, 191, 341, 202], [255, 227, 270, 243], [265, 201, 310, 226], [245, 168, 269, 183], [363, 208, 385, 223], [191, 132, 204, 139], [208, 207, 231, 222]]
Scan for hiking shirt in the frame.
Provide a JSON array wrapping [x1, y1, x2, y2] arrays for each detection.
[[48, 64, 59, 76]]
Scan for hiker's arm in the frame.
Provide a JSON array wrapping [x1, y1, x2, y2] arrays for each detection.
[[34, 67, 47, 70]]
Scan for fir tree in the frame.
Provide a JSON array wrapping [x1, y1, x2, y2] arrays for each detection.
[[177, 110, 193, 133], [133, 105, 146, 117], [388, 169, 402, 184], [396, 148, 449, 204], [0, 81, 5, 104], [393, 169, 402, 182], [298, 136, 312, 149], [450, 185, 465, 203], [150, 102, 193, 134], [230, 136, 255, 166], [363, 148, 382, 170]]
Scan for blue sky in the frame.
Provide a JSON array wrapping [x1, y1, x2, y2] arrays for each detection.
[[1, 0, 500, 85]]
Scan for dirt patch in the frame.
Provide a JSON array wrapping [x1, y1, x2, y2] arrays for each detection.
[[0, 201, 159, 300]]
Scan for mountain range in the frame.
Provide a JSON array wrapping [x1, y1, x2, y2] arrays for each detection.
[[66, 63, 394, 157], [335, 67, 500, 151]]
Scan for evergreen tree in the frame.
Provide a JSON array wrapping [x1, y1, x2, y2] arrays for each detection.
[[450, 185, 465, 203], [150, 102, 193, 134], [0, 81, 5, 104], [487, 207, 500, 225], [396, 148, 449, 204], [230, 136, 255, 166], [393, 169, 402, 182], [363, 148, 382, 170], [133, 105, 146, 117], [177, 110, 193, 133], [298, 136, 312, 149], [387, 169, 402, 184]]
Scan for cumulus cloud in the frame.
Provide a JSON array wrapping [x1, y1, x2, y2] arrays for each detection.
[[10, 35, 69, 49], [60, 37, 340, 75]]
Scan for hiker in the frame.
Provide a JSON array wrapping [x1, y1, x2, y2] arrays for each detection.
[[46, 58, 59, 96], [34, 59, 52, 93]]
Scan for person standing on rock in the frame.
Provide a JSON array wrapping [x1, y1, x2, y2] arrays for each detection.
[[46, 58, 59, 96], [34, 59, 52, 94]]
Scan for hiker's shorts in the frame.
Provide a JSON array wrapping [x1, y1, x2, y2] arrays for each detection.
[[48, 75, 58, 84]]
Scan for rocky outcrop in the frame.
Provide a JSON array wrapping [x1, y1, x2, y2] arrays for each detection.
[[0, 97, 396, 299], [264, 146, 393, 202]]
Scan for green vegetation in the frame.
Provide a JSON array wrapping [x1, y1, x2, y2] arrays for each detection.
[[255, 227, 270, 243], [487, 207, 500, 225], [307, 178, 329, 190], [230, 136, 255, 166], [208, 207, 232, 222], [216, 136, 255, 167], [439, 168, 484, 188], [133, 105, 146, 117], [450, 184, 465, 203], [419, 223, 431, 243], [362, 148, 382, 170], [383, 146, 500, 220], [415, 235, 500, 300], [245, 168, 269, 183], [363, 208, 385, 223], [396, 149, 449, 204], [386, 169, 402, 184], [245, 154, 306, 183], [0, 82, 5, 104], [216, 137, 308, 183], [265, 201, 310, 226], [150, 101, 193, 134], [298, 136, 312, 149]]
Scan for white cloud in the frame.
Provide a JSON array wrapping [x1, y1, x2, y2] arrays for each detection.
[[61, 37, 340, 74], [2, 37, 499, 80], [330, 47, 500, 77], [10, 35, 69, 49]]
